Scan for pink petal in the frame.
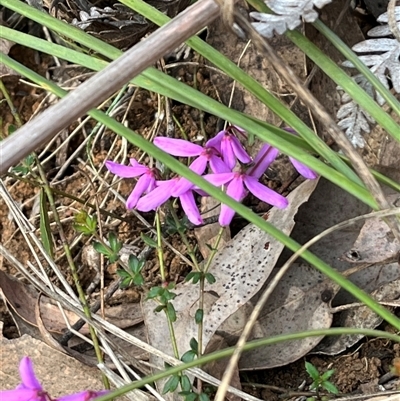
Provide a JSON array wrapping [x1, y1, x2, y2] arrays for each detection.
[[244, 176, 288, 209], [205, 130, 225, 152], [219, 176, 246, 226], [202, 172, 234, 187], [153, 137, 203, 157], [105, 161, 147, 178], [230, 136, 251, 164], [171, 157, 207, 197], [247, 144, 279, 179], [56, 391, 109, 401], [0, 389, 40, 401], [209, 155, 230, 173], [221, 136, 236, 170], [19, 358, 42, 391], [289, 157, 318, 179], [179, 191, 203, 225], [136, 184, 172, 211], [126, 173, 154, 209]]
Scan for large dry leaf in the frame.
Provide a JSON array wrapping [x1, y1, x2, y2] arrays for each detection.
[[238, 262, 335, 370], [0, 270, 147, 360], [274, 177, 400, 356], [342, 195, 400, 264], [142, 179, 318, 388]]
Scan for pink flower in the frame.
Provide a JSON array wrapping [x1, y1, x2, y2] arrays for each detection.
[[0, 358, 107, 401], [105, 159, 157, 209], [282, 128, 318, 179], [136, 178, 203, 225], [204, 144, 288, 226], [206, 126, 251, 169], [153, 137, 230, 196], [0, 357, 46, 401]]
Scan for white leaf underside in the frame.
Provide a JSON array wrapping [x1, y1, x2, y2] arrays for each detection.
[[337, 6, 400, 147], [250, 0, 333, 38]]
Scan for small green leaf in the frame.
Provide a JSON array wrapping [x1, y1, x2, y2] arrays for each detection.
[[154, 305, 165, 313], [305, 362, 320, 381], [117, 269, 130, 279], [181, 350, 196, 363], [205, 273, 216, 284], [128, 254, 139, 272], [199, 393, 210, 401], [195, 308, 203, 325], [167, 302, 177, 322], [133, 273, 144, 286], [162, 289, 176, 302], [39, 188, 54, 259], [321, 381, 339, 394], [321, 369, 335, 381], [163, 375, 180, 394], [108, 252, 120, 263], [147, 286, 163, 299], [189, 337, 198, 353], [73, 211, 97, 235], [180, 374, 192, 392], [141, 233, 158, 248], [108, 232, 121, 253], [120, 277, 132, 288], [93, 241, 110, 256], [184, 392, 198, 401]]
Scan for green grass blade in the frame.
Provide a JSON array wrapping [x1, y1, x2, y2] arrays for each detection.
[[39, 187, 54, 258]]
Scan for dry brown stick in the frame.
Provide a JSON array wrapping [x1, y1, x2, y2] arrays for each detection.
[[0, 0, 220, 174]]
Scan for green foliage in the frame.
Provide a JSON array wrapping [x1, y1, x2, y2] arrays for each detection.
[[305, 361, 339, 399], [165, 214, 190, 235], [93, 232, 121, 263], [140, 233, 158, 248], [194, 308, 203, 325], [117, 254, 145, 288], [73, 211, 97, 235], [11, 153, 34, 175], [185, 272, 216, 285], [181, 337, 198, 363]]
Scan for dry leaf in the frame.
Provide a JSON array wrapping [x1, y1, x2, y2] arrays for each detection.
[[142, 178, 318, 390]]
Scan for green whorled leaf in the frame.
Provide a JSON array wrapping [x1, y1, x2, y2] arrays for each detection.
[[189, 337, 198, 353], [39, 188, 54, 259], [166, 302, 177, 322], [305, 362, 320, 381], [140, 232, 158, 248], [154, 304, 165, 313], [204, 273, 216, 285], [108, 232, 121, 253], [162, 375, 180, 394], [92, 241, 110, 256], [128, 254, 140, 272], [179, 374, 192, 392], [321, 380, 339, 394], [147, 286, 163, 299], [199, 392, 210, 401], [132, 273, 144, 286], [180, 350, 196, 363], [194, 308, 203, 325], [321, 369, 335, 381]]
